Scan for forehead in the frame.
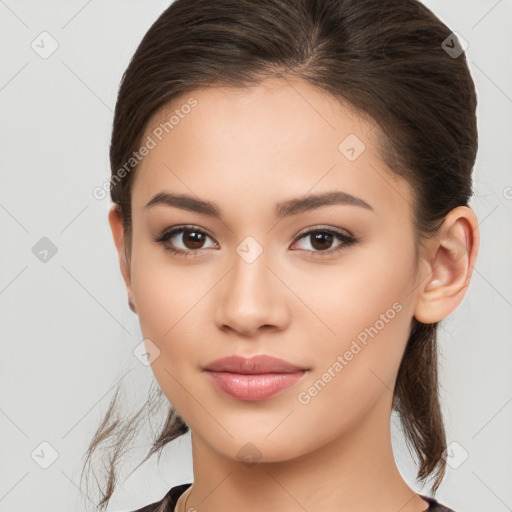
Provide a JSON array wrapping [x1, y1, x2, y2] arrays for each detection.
[[144, 77, 375, 155], [131, 77, 412, 224]]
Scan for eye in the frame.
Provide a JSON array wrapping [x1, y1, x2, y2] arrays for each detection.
[[154, 224, 358, 258], [153, 225, 218, 257], [290, 227, 358, 257]]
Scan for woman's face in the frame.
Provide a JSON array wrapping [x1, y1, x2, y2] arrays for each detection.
[[125, 77, 424, 463]]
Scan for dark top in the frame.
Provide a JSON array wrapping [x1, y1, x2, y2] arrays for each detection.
[[129, 483, 456, 512]]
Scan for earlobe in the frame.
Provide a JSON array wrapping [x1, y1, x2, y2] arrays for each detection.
[[414, 206, 479, 324], [108, 205, 135, 311]]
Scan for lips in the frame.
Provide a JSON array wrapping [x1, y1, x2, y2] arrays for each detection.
[[203, 354, 308, 374], [203, 354, 310, 401]]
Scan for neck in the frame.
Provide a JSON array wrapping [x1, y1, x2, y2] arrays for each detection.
[[182, 393, 429, 512]]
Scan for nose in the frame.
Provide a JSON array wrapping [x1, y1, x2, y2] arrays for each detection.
[[214, 247, 289, 337]]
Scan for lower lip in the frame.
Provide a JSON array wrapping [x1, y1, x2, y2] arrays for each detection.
[[205, 370, 308, 401]]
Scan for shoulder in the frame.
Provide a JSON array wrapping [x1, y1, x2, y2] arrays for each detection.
[[420, 494, 457, 512], [128, 483, 193, 512]]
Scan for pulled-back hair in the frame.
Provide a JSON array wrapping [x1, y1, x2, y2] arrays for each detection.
[[80, 0, 478, 509]]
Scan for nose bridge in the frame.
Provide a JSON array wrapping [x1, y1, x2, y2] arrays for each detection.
[[229, 236, 272, 308], [215, 236, 285, 334]]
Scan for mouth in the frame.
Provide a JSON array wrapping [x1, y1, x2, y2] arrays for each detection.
[[203, 354, 310, 401]]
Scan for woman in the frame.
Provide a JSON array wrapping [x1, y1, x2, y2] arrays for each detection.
[[81, 0, 479, 510]]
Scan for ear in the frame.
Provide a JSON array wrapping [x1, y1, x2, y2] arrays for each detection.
[[414, 206, 480, 324], [108, 205, 136, 313]]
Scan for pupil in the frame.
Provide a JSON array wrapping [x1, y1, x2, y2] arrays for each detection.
[[312, 232, 333, 250], [185, 230, 204, 249]]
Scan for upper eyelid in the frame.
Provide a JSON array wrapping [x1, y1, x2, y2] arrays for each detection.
[[294, 224, 354, 239]]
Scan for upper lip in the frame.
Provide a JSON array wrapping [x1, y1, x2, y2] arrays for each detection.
[[203, 355, 308, 374]]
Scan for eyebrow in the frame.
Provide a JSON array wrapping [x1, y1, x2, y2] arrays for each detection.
[[144, 190, 374, 219]]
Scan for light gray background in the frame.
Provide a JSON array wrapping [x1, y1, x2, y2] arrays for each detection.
[[1, 1, 511, 511]]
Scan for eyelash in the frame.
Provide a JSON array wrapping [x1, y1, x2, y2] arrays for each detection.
[[153, 224, 358, 259]]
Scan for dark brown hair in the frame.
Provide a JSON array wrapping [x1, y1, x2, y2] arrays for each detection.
[[80, 0, 478, 509]]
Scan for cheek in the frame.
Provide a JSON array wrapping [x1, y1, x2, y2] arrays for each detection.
[[288, 249, 416, 443], [132, 259, 207, 410], [129, 240, 219, 398], [130, 235, 210, 340], [290, 234, 417, 383]]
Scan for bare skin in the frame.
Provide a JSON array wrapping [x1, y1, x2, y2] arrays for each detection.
[[109, 77, 479, 512]]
